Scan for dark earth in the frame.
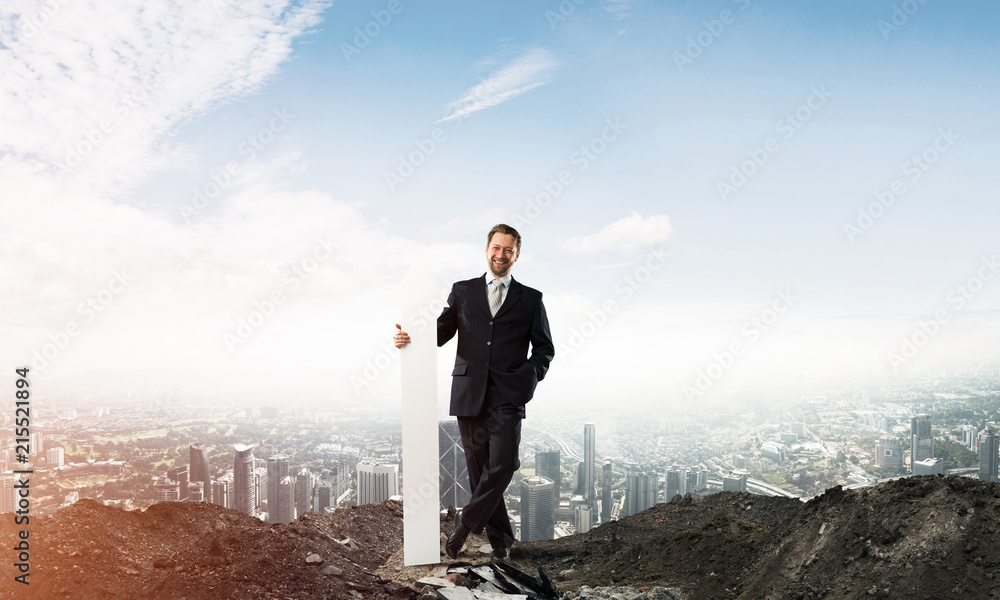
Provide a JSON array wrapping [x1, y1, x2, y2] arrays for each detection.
[[4, 475, 1000, 599]]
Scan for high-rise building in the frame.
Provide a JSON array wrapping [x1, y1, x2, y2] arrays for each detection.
[[254, 467, 267, 511], [266, 455, 290, 524], [623, 471, 657, 517], [295, 467, 313, 518], [964, 424, 981, 451], [575, 505, 592, 534], [357, 463, 399, 505], [0, 475, 17, 513], [213, 474, 233, 509], [153, 477, 181, 503], [979, 428, 999, 483], [600, 462, 612, 523], [876, 436, 904, 472], [910, 414, 934, 467], [439, 421, 471, 510], [313, 481, 332, 513], [189, 443, 212, 504], [46, 447, 65, 468], [29, 432, 43, 456], [278, 476, 296, 523], [535, 447, 561, 511], [233, 444, 256, 516], [722, 470, 748, 493], [520, 475, 555, 542], [187, 481, 205, 502], [665, 467, 684, 501], [583, 423, 596, 510], [912, 458, 944, 475], [167, 465, 189, 502]]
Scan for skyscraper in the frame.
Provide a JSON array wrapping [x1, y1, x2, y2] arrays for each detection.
[[189, 442, 211, 504], [266, 455, 290, 524], [535, 447, 561, 511], [439, 421, 471, 510], [910, 414, 934, 467], [233, 444, 256, 516], [979, 428, 999, 483], [0, 475, 16, 513], [46, 447, 65, 468], [583, 423, 596, 511], [520, 475, 555, 542], [213, 473, 233, 509], [153, 477, 181, 503], [357, 463, 399, 505], [278, 475, 296, 523], [167, 465, 189, 502], [295, 467, 313, 518], [600, 462, 613, 523], [187, 481, 205, 502], [665, 467, 684, 501], [313, 481, 332, 513], [722, 470, 748, 492], [876, 436, 904, 472], [623, 471, 657, 517], [575, 505, 592, 534]]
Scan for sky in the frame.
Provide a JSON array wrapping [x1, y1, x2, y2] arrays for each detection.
[[1, 0, 998, 412]]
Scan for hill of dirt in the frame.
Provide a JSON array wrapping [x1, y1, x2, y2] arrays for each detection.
[[4, 476, 1000, 599], [0, 498, 409, 600]]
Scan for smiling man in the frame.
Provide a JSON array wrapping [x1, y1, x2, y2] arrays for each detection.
[[394, 223, 554, 562]]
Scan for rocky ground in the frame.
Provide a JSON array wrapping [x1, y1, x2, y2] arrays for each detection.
[[4, 476, 1000, 599]]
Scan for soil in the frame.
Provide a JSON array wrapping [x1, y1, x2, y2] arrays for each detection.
[[5, 476, 1000, 600]]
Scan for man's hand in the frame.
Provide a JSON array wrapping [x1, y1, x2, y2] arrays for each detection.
[[394, 323, 411, 348]]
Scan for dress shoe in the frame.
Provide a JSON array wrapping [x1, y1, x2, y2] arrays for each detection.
[[490, 546, 510, 563], [445, 510, 470, 560]]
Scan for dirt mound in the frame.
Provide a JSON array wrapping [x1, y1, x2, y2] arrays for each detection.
[[5, 476, 1000, 599], [516, 476, 1000, 599], [0, 499, 409, 600]]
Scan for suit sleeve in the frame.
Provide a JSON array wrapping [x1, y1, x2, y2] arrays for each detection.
[[437, 283, 458, 347], [527, 293, 554, 381]]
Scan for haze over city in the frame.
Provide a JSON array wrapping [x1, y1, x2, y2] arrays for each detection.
[[1, 0, 998, 412]]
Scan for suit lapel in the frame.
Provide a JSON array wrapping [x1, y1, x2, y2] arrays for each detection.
[[475, 274, 492, 316], [494, 278, 521, 318]]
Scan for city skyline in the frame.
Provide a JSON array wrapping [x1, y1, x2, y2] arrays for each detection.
[[2, 1, 999, 411]]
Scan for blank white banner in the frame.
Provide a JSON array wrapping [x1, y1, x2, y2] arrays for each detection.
[[398, 263, 441, 565]]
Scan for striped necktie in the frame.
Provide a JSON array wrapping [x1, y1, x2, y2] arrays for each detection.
[[489, 281, 505, 316]]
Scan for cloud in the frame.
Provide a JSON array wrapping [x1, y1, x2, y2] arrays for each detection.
[[437, 48, 559, 123], [0, 0, 330, 193], [557, 213, 675, 255], [603, 0, 636, 20]]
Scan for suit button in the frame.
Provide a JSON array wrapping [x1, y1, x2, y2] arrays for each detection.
[[487, 341, 491, 345], [489, 321, 494, 325], [485, 363, 489, 367]]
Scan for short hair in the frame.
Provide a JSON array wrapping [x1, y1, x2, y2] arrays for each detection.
[[486, 224, 521, 252]]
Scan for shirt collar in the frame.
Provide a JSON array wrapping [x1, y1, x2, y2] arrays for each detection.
[[485, 272, 512, 289]]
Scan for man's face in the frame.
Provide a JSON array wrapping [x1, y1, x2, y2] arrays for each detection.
[[486, 233, 519, 278]]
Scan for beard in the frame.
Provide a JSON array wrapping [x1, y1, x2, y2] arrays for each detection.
[[488, 258, 512, 278]]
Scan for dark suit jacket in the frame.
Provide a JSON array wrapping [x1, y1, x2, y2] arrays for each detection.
[[438, 275, 554, 417]]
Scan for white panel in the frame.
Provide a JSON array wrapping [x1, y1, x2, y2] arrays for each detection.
[[399, 264, 441, 565]]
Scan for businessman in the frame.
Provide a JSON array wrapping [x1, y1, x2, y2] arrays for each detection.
[[394, 223, 554, 562]]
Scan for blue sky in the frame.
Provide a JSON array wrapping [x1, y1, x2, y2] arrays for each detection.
[[1, 0, 998, 410]]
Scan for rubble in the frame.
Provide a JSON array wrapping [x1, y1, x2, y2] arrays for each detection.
[[4, 476, 1000, 599]]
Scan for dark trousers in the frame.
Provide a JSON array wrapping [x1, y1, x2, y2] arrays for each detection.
[[457, 395, 522, 550]]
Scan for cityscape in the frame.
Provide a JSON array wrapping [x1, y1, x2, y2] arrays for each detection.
[[3, 365, 998, 545]]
